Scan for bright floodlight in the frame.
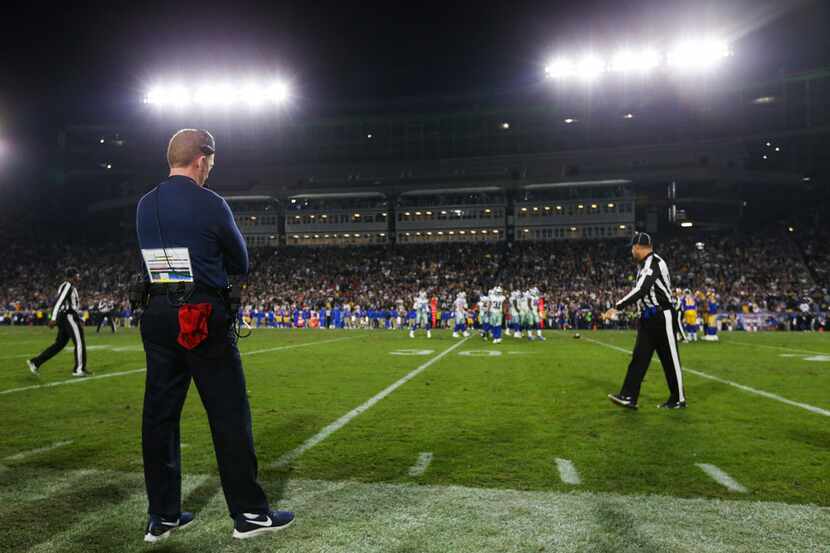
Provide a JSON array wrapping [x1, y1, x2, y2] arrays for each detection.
[[144, 86, 165, 105], [268, 81, 290, 104], [167, 85, 191, 107], [545, 58, 576, 79], [145, 79, 290, 108], [610, 48, 660, 74], [240, 82, 266, 106], [668, 38, 729, 71], [576, 55, 604, 82]]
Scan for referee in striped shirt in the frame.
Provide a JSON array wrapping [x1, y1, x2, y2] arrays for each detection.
[[606, 232, 686, 409], [27, 267, 89, 377]]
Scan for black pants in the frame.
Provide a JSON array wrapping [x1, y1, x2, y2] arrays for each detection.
[[140, 293, 269, 519], [620, 309, 686, 403], [96, 311, 116, 333], [31, 312, 86, 372]]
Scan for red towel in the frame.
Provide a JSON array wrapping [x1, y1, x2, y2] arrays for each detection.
[[177, 303, 213, 350]]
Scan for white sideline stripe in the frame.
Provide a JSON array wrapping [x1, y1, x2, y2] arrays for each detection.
[[554, 458, 581, 485], [408, 452, 433, 476], [580, 335, 830, 418], [241, 336, 356, 356], [696, 463, 748, 493], [0, 335, 351, 396], [726, 340, 828, 356], [271, 337, 470, 467], [0, 368, 147, 396], [4, 440, 73, 461]]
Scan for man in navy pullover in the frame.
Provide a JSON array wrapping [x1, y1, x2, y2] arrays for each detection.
[[136, 129, 293, 542]]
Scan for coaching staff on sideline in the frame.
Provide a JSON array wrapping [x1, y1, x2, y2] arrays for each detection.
[[605, 232, 687, 410], [136, 129, 293, 542]]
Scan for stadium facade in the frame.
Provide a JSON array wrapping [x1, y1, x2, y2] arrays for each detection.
[[63, 65, 829, 247]]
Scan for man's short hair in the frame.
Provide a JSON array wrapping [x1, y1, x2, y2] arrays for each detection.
[[166, 129, 216, 168], [65, 267, 80, 279]]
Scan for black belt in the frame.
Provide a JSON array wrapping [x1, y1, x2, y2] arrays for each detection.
[[148, 282, 226, 299]]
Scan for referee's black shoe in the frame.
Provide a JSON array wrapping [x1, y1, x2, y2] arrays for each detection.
[[607, 393, 638, 410], [657, 400, 687, 409]]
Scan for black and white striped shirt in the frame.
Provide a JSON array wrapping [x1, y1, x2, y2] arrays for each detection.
[[51, 281, 80, 320], [615, 252, 675, 312]]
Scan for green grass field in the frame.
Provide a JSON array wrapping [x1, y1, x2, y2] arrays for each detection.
[[1, 326, 829, 552]]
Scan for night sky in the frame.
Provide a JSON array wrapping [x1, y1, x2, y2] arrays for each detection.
[[0, 0, 828, 192]]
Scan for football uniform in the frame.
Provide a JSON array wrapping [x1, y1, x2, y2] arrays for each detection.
[[410, 294, 432, 337]]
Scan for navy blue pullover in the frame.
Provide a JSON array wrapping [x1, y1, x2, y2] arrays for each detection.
[[136, 175, 248, 289]]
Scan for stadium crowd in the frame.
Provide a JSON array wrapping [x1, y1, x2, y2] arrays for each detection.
[[1, 231, 827, 331]]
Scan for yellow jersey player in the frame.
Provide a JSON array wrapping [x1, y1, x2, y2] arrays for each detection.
[[681, 289, 699, 342]]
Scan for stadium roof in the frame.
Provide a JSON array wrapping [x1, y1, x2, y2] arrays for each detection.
[[400, 187, 502, 196], [225, 195, 278, 201], [523, 179, 632, 190], [288, 192, 386, 199]]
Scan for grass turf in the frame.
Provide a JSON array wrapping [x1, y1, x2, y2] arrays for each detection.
[[1, 326, 828, 552]]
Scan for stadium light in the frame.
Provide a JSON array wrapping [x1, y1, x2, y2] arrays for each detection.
[[667, 38, 730, 71], [544, 58, 576, 79], [545, 38, 729, 81], [145, 79, 291, 108], [681, 221, 694, 228], [576, 55, 605, 82], [609, 48, 659, 74]]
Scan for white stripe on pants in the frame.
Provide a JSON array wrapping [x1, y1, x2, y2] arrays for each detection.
[[663, 309, 684, 402], [66, 315, 84, 372]]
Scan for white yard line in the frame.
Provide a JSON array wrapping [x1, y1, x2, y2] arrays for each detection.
[[725, 339, 828, 356], [696, 463, 748, 493], [408, 452, 434, 477], [4, 440, 73, 461], [0, 368, 148, 396], [0, 353, 47, 360], [241, 336, 356, 356], [0, 336, 355, 396], [5, 468, 828, 552], [579, 335, 830, 418], [271, 337, 470, 468], [554, 458, 581, 485]]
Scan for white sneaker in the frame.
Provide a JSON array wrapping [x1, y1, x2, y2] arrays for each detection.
[[427, 331, 432, 339], [72, 370, 90, 378], [27, 360, 38, 375], [409, 330, 415, 338], [514, 332, 522, 338], [452, 332, 459, 338], [493, 338, 502, 344], [462, 331, 470, 337]]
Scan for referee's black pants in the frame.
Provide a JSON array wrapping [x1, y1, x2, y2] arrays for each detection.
[[96, 311, 116, 333], [140, 292, 269, 519], [31, 312, 86, 372], [620, 309, 686, 403]]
